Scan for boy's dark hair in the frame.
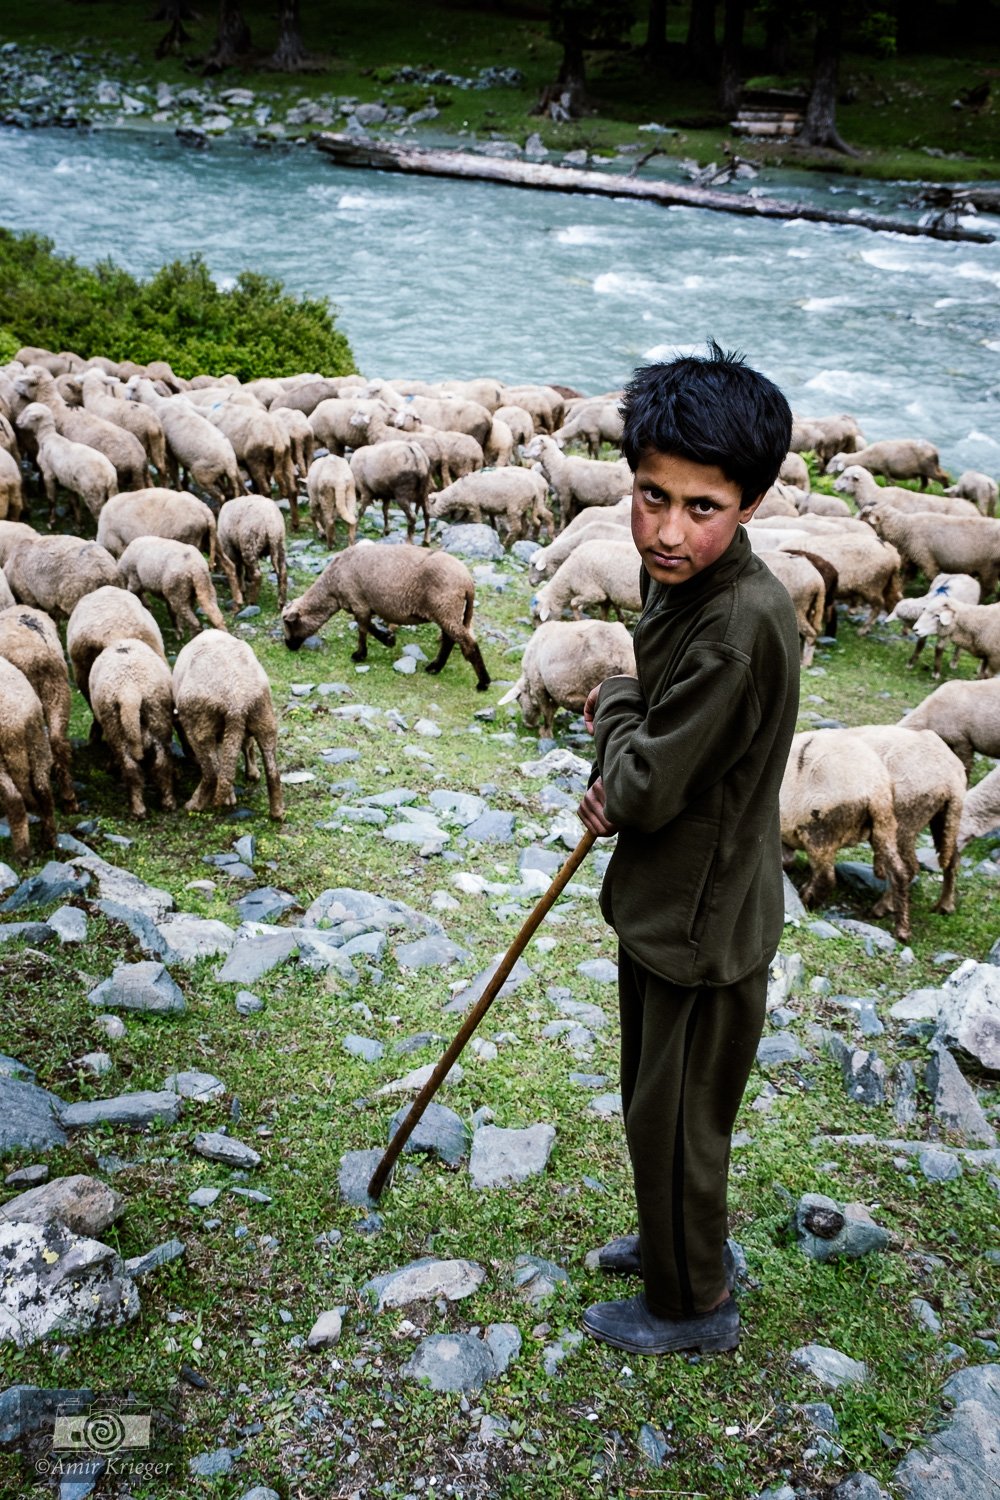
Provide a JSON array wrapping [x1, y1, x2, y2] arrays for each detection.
[[619, 340, 792, 508]]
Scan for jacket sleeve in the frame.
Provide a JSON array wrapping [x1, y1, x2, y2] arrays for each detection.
[[593, 641, 761, 832]]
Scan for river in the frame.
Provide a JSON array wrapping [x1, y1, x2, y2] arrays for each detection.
[[2, 126, 998, 473]]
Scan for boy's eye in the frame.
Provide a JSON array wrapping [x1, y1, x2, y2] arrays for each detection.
[[690, 499, 719, 514]]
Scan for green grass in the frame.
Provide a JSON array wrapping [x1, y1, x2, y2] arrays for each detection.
[[1, 0, 998, 179], [0, 477, 998, 1498]]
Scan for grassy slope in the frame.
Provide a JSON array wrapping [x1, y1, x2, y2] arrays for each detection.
[[0, 464, 998, 1499], [0, 0, 998, 179]]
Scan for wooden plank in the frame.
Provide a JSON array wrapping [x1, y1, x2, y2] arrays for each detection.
[[314, 132, 995, 244]]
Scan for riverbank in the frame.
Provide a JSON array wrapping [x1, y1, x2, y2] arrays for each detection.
[[1, 4, 999, 184]]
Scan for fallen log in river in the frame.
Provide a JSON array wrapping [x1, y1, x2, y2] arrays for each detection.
[[315, 133, 994, 245]]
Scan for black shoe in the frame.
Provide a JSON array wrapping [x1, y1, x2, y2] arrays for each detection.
[[582, 1292, 740, 1355], [597, 1236, 737, 1290]]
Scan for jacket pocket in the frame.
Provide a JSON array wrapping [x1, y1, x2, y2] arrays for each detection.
[[688, 840, 719, 948]]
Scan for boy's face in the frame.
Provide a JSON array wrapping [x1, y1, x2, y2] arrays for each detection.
[[630, 450, 762, 587]]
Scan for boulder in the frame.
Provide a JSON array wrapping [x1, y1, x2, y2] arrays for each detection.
[[68, 855, 173, 919], [388, 1101, 469, 1164], [155, 916, 235, 963], [87, 961, 184, 1015], [0, 1175, 124, 1237], [403, 1332, 496, 1394], [925, 1041, 996, 1145], [362, 1257, 485, 1310], [0, 1219, 139, 1347], [0, 1075, 67, 1158], [469, 1123, 556, 1189], [0, 861, 89, 913], [893, 1363, 1000, 1500], [216, 929, 298, 984], [936, 962, 1000, 1072], [60, 1091, 182, 1129]]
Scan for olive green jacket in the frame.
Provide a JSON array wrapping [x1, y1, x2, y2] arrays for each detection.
[[593, 526, 800, 986]]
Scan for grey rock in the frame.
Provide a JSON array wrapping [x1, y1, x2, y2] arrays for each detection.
[[342, 1034, 384, 1062], [61, 1090, 181, 1129], [234, 834, 256, 865], [155, 915, 235, 963], [88, 961, 184, 1015], [588, 1091, 623, 1119], [542, 1327, 583, 1375], [0, 1074, 67, 1157], [831, 1476, 889, 1500], [808, 919, 842, 939], [0, 1219, 138, 1347], [469, 1123, 556, 1189], [926, 1041, 996, 1145], [342, 930, 387, 961], [304, 885, 439, 936], [363, 1256, 485, 1310], [388, 1101, 469, 1164], [519, 844, 563, 877], [783, 873, 806, 921], [0, 1055, 34, 1080], [757, 1033, 810, 1067], [217, 930, 298, 983], [799, 1400, 839, 1434], [189, 1448, 235, 1478], [393, 1031, 443, 1056], [790, 1343, 868, 1389], [394, 935, 470, 969], [638, 1421, 672, 1468], [189, 1187, 221, 1207], [0, 1384, 94, 1446], [235, 887, 297, 923], [429, 789, 488, 825], [376, 1062, 464, 1096], [754, 1488, 797, 1500], [893, 1060, 919, 1127], [48, 905, 87, 943], [0, 920, 55, 946], [794, 1193, 889, 1261], [163, 1070, 226, 1102], [403, 1332, 496, 1393], [338, 1148, 382, 1207], [935, 961, 1000, 1072], [192, 1132, 261, 1169], [549, 993, 608, 1030], [306, 1309, 342, 1348], [837, 1042, 888, 1107], [484, 1321, 521, 1373], [239, 1491, 281, 1500], [463, 810, 515, 843], [511, 1253, 570, 1304], [1, 861, 89, 912], [891, 987, 943, 1023], [835, 918, 897, 952], [124, 1238, 185, 1277], [235, 989, 264, 1015], [920, 1148, 963, 1182], [93, 898, 170, 957], [577, 957, 618, 984], [5, 1163, 48, 1186], [69, 855, 173, 919], [444, 954, 533, 1013], [0, 862, 18, 895], [894, 1362, 1000, 1499], [830, 993, 883, 1037], [1, 1174, 124, 1237], [294, 931, 359, 981], [910, 1297, 942, 1334], [835, 861, 888, 897], [437, 523, 505, 561]]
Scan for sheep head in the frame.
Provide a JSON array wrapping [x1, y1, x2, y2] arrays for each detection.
[[12, 367, 48, 401], [281, 567, 343, 651], [913, 601, 953, 639], [825, 453, 850, 475], [15, 402, 55, 437], [833, 466, 867, 496]]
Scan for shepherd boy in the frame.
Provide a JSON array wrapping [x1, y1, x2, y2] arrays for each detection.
[[577, 342, 800, 1356]]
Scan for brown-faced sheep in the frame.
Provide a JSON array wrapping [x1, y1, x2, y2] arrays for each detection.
[[89, 638, 176, 818], [863, 506, 1000, 597], [912, 597, 1000, 679], [957, 764, 1000, 849], [5, 536, 120, 620], [306, 456, 357, 548], [16, 403, 118, 525], [498, 618, 636, 737], [172, 630, 283, 819], [427, 467, 553, 545], [350, 440, 432, 542], [66, 585, 167, 702], [778, 530, 902, 632], [532, 537, 642, 623], [281, 541, 491, 691], [946, 470, 998, 518], [77, 371, 170, 480], [0, 447, 24, 522], [13, 366, 149, 491], [835, 465, 979, 518], [527, 513, 633, 586], [0, 605, 75, 808], [850, 724, 965, 920], [885, 573, 980, 675], [126, 379, 242, 503], [523, 435, 631, 528], [0, 656, 56, 863], [826, 438, 949, 488], [901, 677, 1000, 774], [217, 494, 288, 608], [780, 729, 912, 939], [761, 552, 827, 667], [118, 535, 228, 639], [789, 413, 864, 466], [0, 521, 39, 566]]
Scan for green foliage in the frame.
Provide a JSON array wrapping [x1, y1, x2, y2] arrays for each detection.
[[0, 229, 355, 381]]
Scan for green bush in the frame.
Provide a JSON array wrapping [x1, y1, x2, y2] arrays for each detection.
[[0, 229, 356, 381]]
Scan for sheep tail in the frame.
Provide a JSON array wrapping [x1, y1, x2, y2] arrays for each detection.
[[118, 697, 145, 764]]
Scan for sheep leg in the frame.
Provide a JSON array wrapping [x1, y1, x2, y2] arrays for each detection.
[[381, 498, 393, 536], [217, 546, 243, 610], [47, 701, 78, 811], [799, 842, 836, 909], [170, 589, 203, 641], [246, 554, 263, 607], [451, 627, 491, 692], [906, 636, 927, 670], [0, 766, 31, 863], [869, 812, 911, 942], [150, 738, 175, 811], [367, 620, 396, 648], [426, 630, 456, 676], [243, 738, 260, 784], [246, 458, 272, 499], [420, 500, 430, 546], [182, 718, 221, 811], [249, 715, 284, 821], [211, 716, 244, 809], [931, 798, 961, 915], [274, 543, 288, 609], [116, 736, 148, 819], [351, 618, 370, 661]]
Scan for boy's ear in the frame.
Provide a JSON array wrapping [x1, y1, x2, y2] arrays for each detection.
[[739, 490, 766, 522]]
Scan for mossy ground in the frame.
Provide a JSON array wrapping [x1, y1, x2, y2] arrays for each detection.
[[0, 457, 998, 1499], [1, 1, 998, 180]]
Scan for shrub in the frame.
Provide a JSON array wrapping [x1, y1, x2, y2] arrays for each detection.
[[0, 229, 356, 381]]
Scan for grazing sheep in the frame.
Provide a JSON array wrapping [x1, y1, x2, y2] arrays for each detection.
[[384, 392, 492, 447], [779, 451, 810, 490], [306, 456, 357, 548], [66, 585, 167, 702], [747, 525, 822, 555], [88, 639, 175, 818], [172, 631, 283, 819], [14, 346, 83, 377], [16, 403, 118, 524], [5, 536, 120, 620], [501, 384, 566, 433], [308, 397, 408, 456], [270, 404, 315, 486], [493, 404, 535, 448], [851, 724, 965, 920], [797, 489, 852, 519], [863, 506, 1000, 597], [0, 411, 22, 462], [217, 494, 288, 608], [77, 371, 170, 479], [349, 439, 432, 543], [204, 398, 299, 523], [761, 552, 827, 667], [281, 541, 491, 690], [552, 401, 624, 458], [528, 514, 633, 585], [119, 535, 228, 638], [427, 467, 553, 545], [377, 417, 485, 491], [13, 366, 148, 491], [785, 549, 840, 639], [532, 537, 641, 623], [0, 605, 75, 808], [957, 764, 1000, 848], [126, 379, 242, 503], [789, 413, 864, 466], [754, 513, 871, 537], [0, 521, 39, 566], [498, 618, 636, 737], [946, 470, 998, 518], [0, 447, 24, 522], [835, 464, 979, 517], [523, 435, 631, 528], [94, 485, 240, 599], [483, 416, 515, 469], [826, 438, 949, 487], [780, 729, 912, 939], [885, 573, 981, 675], [0, 656, 56, 863], [778, 530, 903, 632], [912, 597, 1000, 679], [270, 376, 365, 418], [901, 677, 1000, 774], [755, 485, 800, 519]]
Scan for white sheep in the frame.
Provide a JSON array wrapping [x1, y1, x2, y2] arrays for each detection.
[[349, 439, 432, 543], [0, 604, 76, 809], [778, 530, 904, 632], [885, 573, 981, 675], [403, 426, 484, 490], [761, 552, 827, 667], [94, 485, 240, 598], [901, 677, 1000, 774], [89, 638, 176, 818], [66, 584, 167, 702], [0, 569, 13, 612], [428, 467, 553, 545], [826, 438, 949, 487], [552, 400, 624, 458], [500, 384, 566, 433], [957, 764, 1000, 848], [204, 398, 299, 525], [119, 535, 229, 638], [864, 506, 1000, 597], [789, 413, 864, 466], [779, 451, 810, 490], [498, 618, 635, 737], [16, 402, 118, 524], [0, 521, 40, 566], [483, 417, 514, 469], [270, 404, 315, 488], [754, 486, 800, 519], [527, 513, 633, 586], [835, 465, 979, 517], [5, 535, 120, 620], [532, 537, 641, 623], [946, 470, 998, 518], [126, 379, 242, 503], [307, 455, 358, 548], [77, 370, 170, 480], [0, 656, 56, 863], [912, 597, 1000, 679], [173, 631, 283, 819], [217, 494, 288, 608], [493, 404, 536, 448], [524, 434, 631, 529], [308, 397, 409, 456], [13, 365, 149, 491], [0, 447, 24, 522]]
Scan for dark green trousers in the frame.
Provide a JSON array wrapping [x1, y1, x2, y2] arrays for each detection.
[[618, 945, 768, 1319]]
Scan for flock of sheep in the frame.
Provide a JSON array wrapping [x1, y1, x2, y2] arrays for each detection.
[[1, 343, 999, 947]]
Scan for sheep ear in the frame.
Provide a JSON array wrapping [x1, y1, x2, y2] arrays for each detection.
[[537, 604, 550, 622], [497, 680, 523, 707]]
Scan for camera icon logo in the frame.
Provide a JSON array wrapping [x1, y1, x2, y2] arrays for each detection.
[[52, 1412, 152, 1454]]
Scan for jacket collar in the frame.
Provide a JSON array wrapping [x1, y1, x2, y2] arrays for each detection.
[[653, 524, 753, 610]]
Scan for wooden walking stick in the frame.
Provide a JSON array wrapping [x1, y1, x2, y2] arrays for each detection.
[[367, 827, 598, 1201]]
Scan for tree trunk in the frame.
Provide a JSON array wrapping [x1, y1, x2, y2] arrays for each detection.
[[800, 3, 860, 156], [643, 0, 668, 59], [151, 0, 196, 57], [204, 0, 251, 72], [764, 3, 791, 73], [685, 0, 717, 80], [718, 0, 744, 116], [269, 0, 308, 71]]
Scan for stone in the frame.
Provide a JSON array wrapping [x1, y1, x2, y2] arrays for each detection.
[[125, 1238, 185, 1277], [155, 915, 235, 963], [511, 1254, 569, 1303], [756, 1033, 810, 1067], [5, 1163, 48, 1187], [926, 1041, 996, 1145], [93, 898, 170, 957], [235, 887, 297, 923], [0, 862, 17, 895], [542, 1327, 583, 1375], [61, 1091, 182, 1130], [192, 1132, 261, 1169], [0, 1075, 67, 1157], [469, 1123, 556, 1189], [809, 919, 842, 939], [638, 1422, 672, 1468], [362, 1257, 485, 1310], [430, 789, 488, 825], [0, 1384, 95, 1446], [831, 1477, 888, 1500], [338, 1148, 382, 1207], [891, 988, 943, 1023], [835, 918, 897, 952], [1, 861, 89, 912], [404, 1331, 496, 1393], [790, 1343, 868, 1389], [935, 961, 1000, 1072], [893, 1362, 1000, 1499], [342, 1034, 384, 1062], [217, 930, 298, 983], [304, 885, 440, 937], [376, 1062, 464, 1097], [235, 989, 264, 1015], [0, 1175, 124, 1237], [910, 1297, 942, 1334], [0, 1219, 139, 1347], [189, 1187, 220, 1207], [69, 855, 173, 919], [444, 954, 533, 1013], [463, 810, 515, 843], [783, 873, 806, 921], [239, 1491, 281, 1500], [306, 1309, 343, 1348], [438, 523, 505, 561], [88, 961, 184, 1015], [919, 1148, 963, 1182], [163, 1070, 226, 1102], [189, 1448, 236, 1477], [577, 957, 618, 984], [836, 1042, 888, 1107], [393, 655, 416, 674], [793, 1194, 890, 1262], [394, 935, 469, 969], [48, 905, 86, 943], [294, 932, 359, 982], [76, 1051, 112, 1078], [835, 861, 888, 897], [482, 1322, 520, 1375], [388, 1101, 469, 1164], [588, 1091, 623, 1119], [0, 921, 55, 947]]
